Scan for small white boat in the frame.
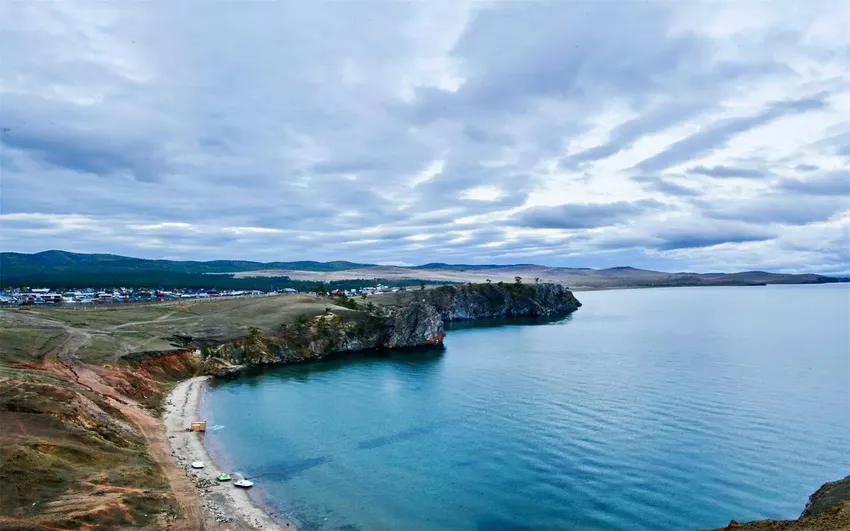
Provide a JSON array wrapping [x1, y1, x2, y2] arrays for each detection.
[[191, 461, 205, 469], [234, 479, 254, 488]]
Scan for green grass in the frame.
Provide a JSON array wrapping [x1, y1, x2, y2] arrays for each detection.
[[0, 327, 69, 365]]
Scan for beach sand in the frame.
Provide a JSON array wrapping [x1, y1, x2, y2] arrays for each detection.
[[164, 376, 294, 530]]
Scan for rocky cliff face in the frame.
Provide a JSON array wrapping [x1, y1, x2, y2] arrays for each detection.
[[424, 282, 582, 321], [194, 283, 578, 378], [713, 474, 850, 530], [802, 475, 850, 518], [197, 301, 446, 377], [387, 300, 446, 348]]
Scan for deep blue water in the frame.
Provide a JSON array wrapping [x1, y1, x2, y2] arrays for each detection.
[[201, 285, 850, 530]]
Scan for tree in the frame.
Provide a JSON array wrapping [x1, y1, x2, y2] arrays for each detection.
[[486, 279, 491, 284], [515, 276, 522, 285], [419, 281, 426, 291], [534, 277, 540, 284], [361, 293, 367, 300], [336, 296, 358, 310]]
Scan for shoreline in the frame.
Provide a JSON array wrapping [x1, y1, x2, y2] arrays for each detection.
[[164, 376, 294, 530]]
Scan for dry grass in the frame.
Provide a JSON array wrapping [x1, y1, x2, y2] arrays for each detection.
[[1, 294, 352, 367], [0, 367, 178, 528]]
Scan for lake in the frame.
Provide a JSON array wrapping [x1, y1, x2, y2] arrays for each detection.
[[202, 284, 850, 530]]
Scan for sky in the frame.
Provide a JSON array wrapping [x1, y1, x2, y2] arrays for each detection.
[[1, 1, 849, 274]]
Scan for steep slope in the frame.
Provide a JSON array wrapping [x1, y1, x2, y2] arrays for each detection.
[[712, 476, 850, 530]]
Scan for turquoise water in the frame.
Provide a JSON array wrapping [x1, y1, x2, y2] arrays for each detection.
[[202, 285, 850, 530]]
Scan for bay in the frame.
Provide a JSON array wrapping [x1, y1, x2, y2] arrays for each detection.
[[202, 284, 850, 530]]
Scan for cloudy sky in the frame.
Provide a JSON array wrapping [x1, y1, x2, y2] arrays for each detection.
[[2, 1, 849, 273]]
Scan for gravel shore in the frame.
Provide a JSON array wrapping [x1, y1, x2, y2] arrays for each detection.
[[164, 376, 294, 530]]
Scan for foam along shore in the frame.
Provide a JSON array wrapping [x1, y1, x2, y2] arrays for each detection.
[[164, 376, 291, 530]]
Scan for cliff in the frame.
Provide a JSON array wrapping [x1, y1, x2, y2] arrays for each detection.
[[802, 475, 850, 518], [196, 283, 579, 377], [713, 475, 850, 530], [197, 300, 446, 376], [424, 282, 582, 321]]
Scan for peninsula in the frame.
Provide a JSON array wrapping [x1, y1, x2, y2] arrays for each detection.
[[0, 282, 580, 529]]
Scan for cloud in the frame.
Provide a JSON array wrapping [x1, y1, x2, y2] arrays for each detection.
[[655, 226, 777, 251], [1, 0, 848, 274], [632, 175, 702, 197], [634, 96, 828, 173], [561, 102, 708, 169], [778, 171, 850, 196], [701, 196, 848, 225], [690, 165, 766, 179], [1, 95, 169, 182], [516, 200, 663, 229]]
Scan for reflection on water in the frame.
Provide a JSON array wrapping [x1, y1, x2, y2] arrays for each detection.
[[444, 312, 574, 331]]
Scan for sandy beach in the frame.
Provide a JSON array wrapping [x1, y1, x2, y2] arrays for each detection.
[[164, 376, 293, 530]]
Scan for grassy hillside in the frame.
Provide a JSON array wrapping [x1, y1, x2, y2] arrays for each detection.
[[2, 251, 846, 290], [0, 250, 369, 277], [0, 293, 363, 529]]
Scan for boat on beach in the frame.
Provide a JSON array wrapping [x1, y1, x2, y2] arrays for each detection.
[[217, 473, 232, 481], [234, 479, 254, 488], [191, 461, 204, 469]]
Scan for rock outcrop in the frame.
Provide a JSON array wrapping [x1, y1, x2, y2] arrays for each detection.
[[712, 475, 850, 530], [192, 283, 578, 378], [387, 300, 445, 348], [802, 475, 850, 518], [424, 282, 581, 321]]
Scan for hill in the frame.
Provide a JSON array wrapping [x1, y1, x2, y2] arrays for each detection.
[[0, 250, 367, 275], [1, 251, 847, 290]]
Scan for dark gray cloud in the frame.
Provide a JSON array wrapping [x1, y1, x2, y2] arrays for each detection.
[[635, 96, 827, 173], [1, 94, 170, 182], [516, 200, 664, 229], [690, 165, 766, 179]]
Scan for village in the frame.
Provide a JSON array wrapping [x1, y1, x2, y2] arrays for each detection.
[[0, 283, 407, 306]]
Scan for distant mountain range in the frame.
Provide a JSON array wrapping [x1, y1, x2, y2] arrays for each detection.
[[1, 250, 847, 290]]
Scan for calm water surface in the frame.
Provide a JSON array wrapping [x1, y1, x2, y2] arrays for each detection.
[[202, 285, 850, 530]]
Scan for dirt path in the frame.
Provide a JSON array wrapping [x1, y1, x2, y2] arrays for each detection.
[[40, 359, 205, 530], [0, 515, 71, 530], [117, 399, 204, 530], [106, 311, 193, 330], [20, 312, 206, 530]]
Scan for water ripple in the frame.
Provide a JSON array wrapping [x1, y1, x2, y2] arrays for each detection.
[[204, 285, 850, 531]]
